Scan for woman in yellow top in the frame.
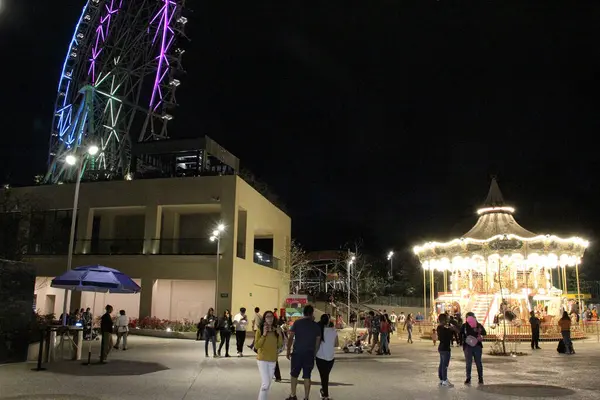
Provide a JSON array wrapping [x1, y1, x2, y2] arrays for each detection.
[[255, 310, 283, 400]]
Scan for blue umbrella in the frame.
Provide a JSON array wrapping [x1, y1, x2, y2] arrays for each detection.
[[51, 265, 141, 294], [51, 265, 140, 364]]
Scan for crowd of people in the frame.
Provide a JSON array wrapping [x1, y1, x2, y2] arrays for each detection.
[[195, 305, 337, 400]]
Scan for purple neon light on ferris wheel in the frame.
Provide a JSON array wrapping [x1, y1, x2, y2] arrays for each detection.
[[88, 0, 123, 83], [149, 0, 177, 112]]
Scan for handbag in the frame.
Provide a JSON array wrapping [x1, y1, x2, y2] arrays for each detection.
[[465, 335, 479, 347]]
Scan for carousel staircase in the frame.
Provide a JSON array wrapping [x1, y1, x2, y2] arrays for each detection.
[[471, 294, 495, 325]]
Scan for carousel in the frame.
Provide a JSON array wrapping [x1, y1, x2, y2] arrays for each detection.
[[413, 179, 589, 340]]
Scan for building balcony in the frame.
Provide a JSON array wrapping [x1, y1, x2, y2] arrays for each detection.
[[27, 240, 71, 255], [86, 239, 144, 255], [254, 249, 281, 270], [156, 238, 217, 255]]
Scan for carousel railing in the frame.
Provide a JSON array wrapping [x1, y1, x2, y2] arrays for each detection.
[[408, 320, 600, 342]]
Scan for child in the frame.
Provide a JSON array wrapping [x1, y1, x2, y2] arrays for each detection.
[[437, 313, 458, 388], [432, 327, 438, 346]]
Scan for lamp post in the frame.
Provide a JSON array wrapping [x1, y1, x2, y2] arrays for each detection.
[[347, 255, 355, 326], [61, 144, 99, 326], [387, 251, 394, 280], [210, 223, 225, 314]]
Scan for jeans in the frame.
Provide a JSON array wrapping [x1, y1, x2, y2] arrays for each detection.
[[464, 345, 483, 380], [438, 350, 451, 381], [218, 331, 231, 355], [407, 326, 413, 342], [380, 332, 389, 354], [115, 331, 128, 349], [257, 360, 276, 400], [236, 330, 247, 354], [205, 328, 217, 356], [531, 328, 540, 349], [561, 330, 572, 352], [316, 358, 335, 397]]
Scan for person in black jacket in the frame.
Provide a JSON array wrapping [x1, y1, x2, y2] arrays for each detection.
[[529, 311, 541, 350], [100, 304, 114, 362], [218, 309, 233, 357], [460, 312, 487, 385]]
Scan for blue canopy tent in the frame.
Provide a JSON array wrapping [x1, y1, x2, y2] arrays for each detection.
[[51, 265, 141, 364]]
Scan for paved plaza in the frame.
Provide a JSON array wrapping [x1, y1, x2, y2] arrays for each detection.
[[1, 334, 599, 399]]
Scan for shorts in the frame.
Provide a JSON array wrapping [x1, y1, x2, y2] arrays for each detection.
[[290, 351, 315, 379]]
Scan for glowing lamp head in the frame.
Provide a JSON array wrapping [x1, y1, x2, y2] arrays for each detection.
[[65, 155, 77, 166], [212, 230, 219, 237], [217, 223, 225, 232], [210, 236, 216, 242], [87, 145, 99, 156]]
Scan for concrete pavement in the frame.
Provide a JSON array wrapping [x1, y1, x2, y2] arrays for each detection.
[[1, 334, 599, 399]]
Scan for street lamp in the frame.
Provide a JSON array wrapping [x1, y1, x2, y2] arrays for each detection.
[[387, 251, 394, 279], [61, 144, 99, 326], [347, 255, 355, 326], [210, 223, 225, 313]]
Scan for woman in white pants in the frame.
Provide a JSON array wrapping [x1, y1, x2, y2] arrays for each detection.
[[255, 311, 283, 400]]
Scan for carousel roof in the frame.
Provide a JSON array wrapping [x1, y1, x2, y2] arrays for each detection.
[[463, 178, 536, 240]]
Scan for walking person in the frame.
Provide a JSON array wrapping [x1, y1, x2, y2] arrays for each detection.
[[248, 307, 262, 351], [559, 311, 575, 354], [315, 314, 339, 400], [218, 309, 233, 357], [461, 312, 487, 385], [437, 313, 458, 387], [204, 308, 218, 358], [113, 309, 129, 350], [404, 313, 414, 344], [529, 311, 541, 350], [380, 314, 391, 355], [233, 307, 249, 356], [255, 311, 283, 400], [285, 305, 321, 400], [99, 304, 114, 363]]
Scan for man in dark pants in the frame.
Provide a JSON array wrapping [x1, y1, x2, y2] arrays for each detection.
[[529, 311, 541, 350], [285, 305, 321, 400], [100, 304, 114, 362], [233, 307, 248, 357]]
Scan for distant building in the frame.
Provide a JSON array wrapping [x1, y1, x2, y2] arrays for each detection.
[[1, 138, 290, 322]]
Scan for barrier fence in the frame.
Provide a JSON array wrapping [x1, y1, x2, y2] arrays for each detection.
[[403, 321, 600, 342]]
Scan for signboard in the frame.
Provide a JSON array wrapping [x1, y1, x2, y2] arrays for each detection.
[[285, 294, 308, 305], [220, 293, 229, 298], [326, 273, 339, 281]]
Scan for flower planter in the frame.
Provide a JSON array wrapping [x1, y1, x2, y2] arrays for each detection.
[[128, 329, 198, 340]]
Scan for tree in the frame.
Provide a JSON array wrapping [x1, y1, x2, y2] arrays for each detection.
[[281, 239, 311, 294], [238, 169, 287, 213], [345, 240, 389, 307], [0, 188, 40, 261]]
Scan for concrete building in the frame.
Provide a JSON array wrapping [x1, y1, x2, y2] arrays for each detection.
[[5, 174, 291, 323]]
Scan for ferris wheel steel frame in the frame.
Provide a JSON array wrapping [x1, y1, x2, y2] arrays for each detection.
[[46, 0, 187, 184]]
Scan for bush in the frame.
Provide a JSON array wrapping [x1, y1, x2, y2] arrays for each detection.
[[129, 317, 197, 332]]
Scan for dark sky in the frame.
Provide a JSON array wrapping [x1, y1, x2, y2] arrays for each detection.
[[1, 2, 600, 265]]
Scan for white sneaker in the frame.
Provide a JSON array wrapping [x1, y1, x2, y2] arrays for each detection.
[[440, 380, 454, 388]]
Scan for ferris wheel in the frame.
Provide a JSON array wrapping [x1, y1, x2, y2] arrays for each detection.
[[46, 0, 187, 183]]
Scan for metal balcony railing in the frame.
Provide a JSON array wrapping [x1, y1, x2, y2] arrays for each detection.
[[254, 249, 280, 269], [85, 239, 144, 255], [27, 240, 71, 255], [156, 238, 217, 255]]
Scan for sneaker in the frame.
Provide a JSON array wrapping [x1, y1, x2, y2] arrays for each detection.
[[440, 380, 454, 388], [464, 378, 471, 385], [285, 396, 297, 400]]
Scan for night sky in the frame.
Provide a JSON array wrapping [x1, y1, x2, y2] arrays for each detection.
[[1, 2, 600, 271]]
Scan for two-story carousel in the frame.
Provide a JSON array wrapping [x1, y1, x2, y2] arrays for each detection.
[[413, 179, 589, 340]]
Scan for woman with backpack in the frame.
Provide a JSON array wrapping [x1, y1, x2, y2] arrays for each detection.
[[460, 312, 487, 385]]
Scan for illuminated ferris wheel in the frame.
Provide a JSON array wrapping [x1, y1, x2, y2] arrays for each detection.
[[46, 0, 187, 183]]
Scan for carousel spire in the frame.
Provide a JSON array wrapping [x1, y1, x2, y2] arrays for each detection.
[[484, 176, 505, 207]]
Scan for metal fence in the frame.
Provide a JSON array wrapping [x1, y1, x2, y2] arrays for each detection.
[[408, 321, 600, 342]]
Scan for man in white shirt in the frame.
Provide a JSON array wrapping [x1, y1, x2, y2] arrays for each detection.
[[389, 311, 398, 333], [233, 307, 249, 357], [398, 312, 406, 335], [114, 309, 129, 350]]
